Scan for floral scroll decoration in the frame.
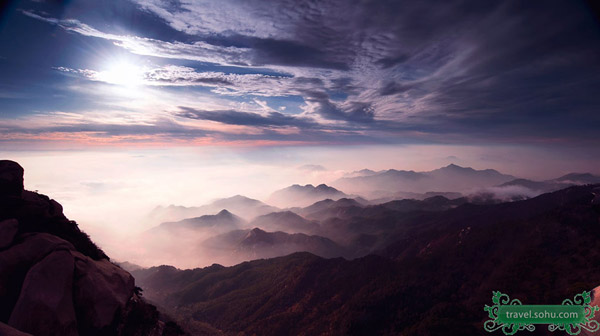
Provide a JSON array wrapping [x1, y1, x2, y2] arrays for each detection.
[[484, 291, 600, 335], [484, 291, 535, 335], [548, 291, 599, 335]]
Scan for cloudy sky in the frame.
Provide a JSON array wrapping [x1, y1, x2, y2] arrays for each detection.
[[1, 0, 599, 148]]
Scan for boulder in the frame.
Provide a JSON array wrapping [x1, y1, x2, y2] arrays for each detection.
[[0, 218, 18, 249], [0, 160, 24, 196], [8, 250, 78, 336], [0, 233, 75, 321], [0, 233, 75, 273], [72, 250, 135, 334]]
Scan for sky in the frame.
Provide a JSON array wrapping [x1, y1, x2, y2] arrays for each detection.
[[1, 0, 599, 148], [1, 0, 600, 258]]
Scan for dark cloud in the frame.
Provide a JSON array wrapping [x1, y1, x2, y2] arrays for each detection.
[[248, 37, 349, 70], [293, 77, 324, 86], [177, 106, 317, 128], [379, 82, 413, 96], [191, 77, 232, 86], [301, 91, 374, 123], [375, 55, 410, 69], [346, 102, 375, 123], [201, 33, 350, 70], [44, 122, 207, 138]]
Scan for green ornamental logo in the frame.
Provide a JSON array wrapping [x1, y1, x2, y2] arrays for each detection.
[[484, 291, 600, 335]]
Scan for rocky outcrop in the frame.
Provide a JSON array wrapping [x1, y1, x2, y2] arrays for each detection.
[[0, 161, 106, 261], [0, 160, 24, 196], [0, 161, 184, 336], [71, 250, 135, 334]]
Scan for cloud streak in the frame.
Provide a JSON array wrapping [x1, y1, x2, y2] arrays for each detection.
[[177, 106, 317, 128]]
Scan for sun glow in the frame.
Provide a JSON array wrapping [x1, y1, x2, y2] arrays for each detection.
[[96, 60, 145, 87]]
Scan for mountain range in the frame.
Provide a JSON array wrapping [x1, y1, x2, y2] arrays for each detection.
[[131, 184, 600, 335], [137, 164, 600, 269], [248, 211, 320, 234], [202, 227, 347, 264], [147, 195, 279, 224], [499, 173, 600, 193], [267, 183, 348, 208], [142, 193, 474, 267], [151, 209, 244, 234], [333, 164, 516, 198]]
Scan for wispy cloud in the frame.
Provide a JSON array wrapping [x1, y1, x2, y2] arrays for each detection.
[[21, 10, 251, 65]]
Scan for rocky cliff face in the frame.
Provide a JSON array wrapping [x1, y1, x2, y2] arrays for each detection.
[[0, 160, 183, 336]]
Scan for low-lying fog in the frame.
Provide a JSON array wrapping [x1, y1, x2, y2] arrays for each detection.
[[2, 144, 598, 269]]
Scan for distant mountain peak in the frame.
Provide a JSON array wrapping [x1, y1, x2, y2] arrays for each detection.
[[440, 163, 475, 171], [264, 210, 302, 218], [155, 208, 244, 232], [556, 173, 599, 182], [248, 227, 266, 235], [433, 164, 506, 176], [333, 164, 515, 196], [213, 195, 265, 207], [243, 227, 272, 244], [216, 209, 233, 217], [358, 169, 376, 174], [226, 195, 254, 201], [344, 169, 378, 178], [249, 210, 319, 235], [268, 183, 347, 208], [315, 183, 337, 191]]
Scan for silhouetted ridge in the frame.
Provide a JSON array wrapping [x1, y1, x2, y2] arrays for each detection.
[[147, 195, 279, 224], [243, 227, 272, 244], [268, 183, 347, 207], [0, 160, 185, 335], [0, 160, 106, 260], [500, 178, 553, 190], [556, 173, 600, 183], [249, 210, 319, 234], [333, 164, 516, 198], [157, 209, 243, 231]]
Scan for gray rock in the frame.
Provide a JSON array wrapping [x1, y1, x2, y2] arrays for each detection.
[[8, 250, 78, 336], [0, 218, 18, 249]]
